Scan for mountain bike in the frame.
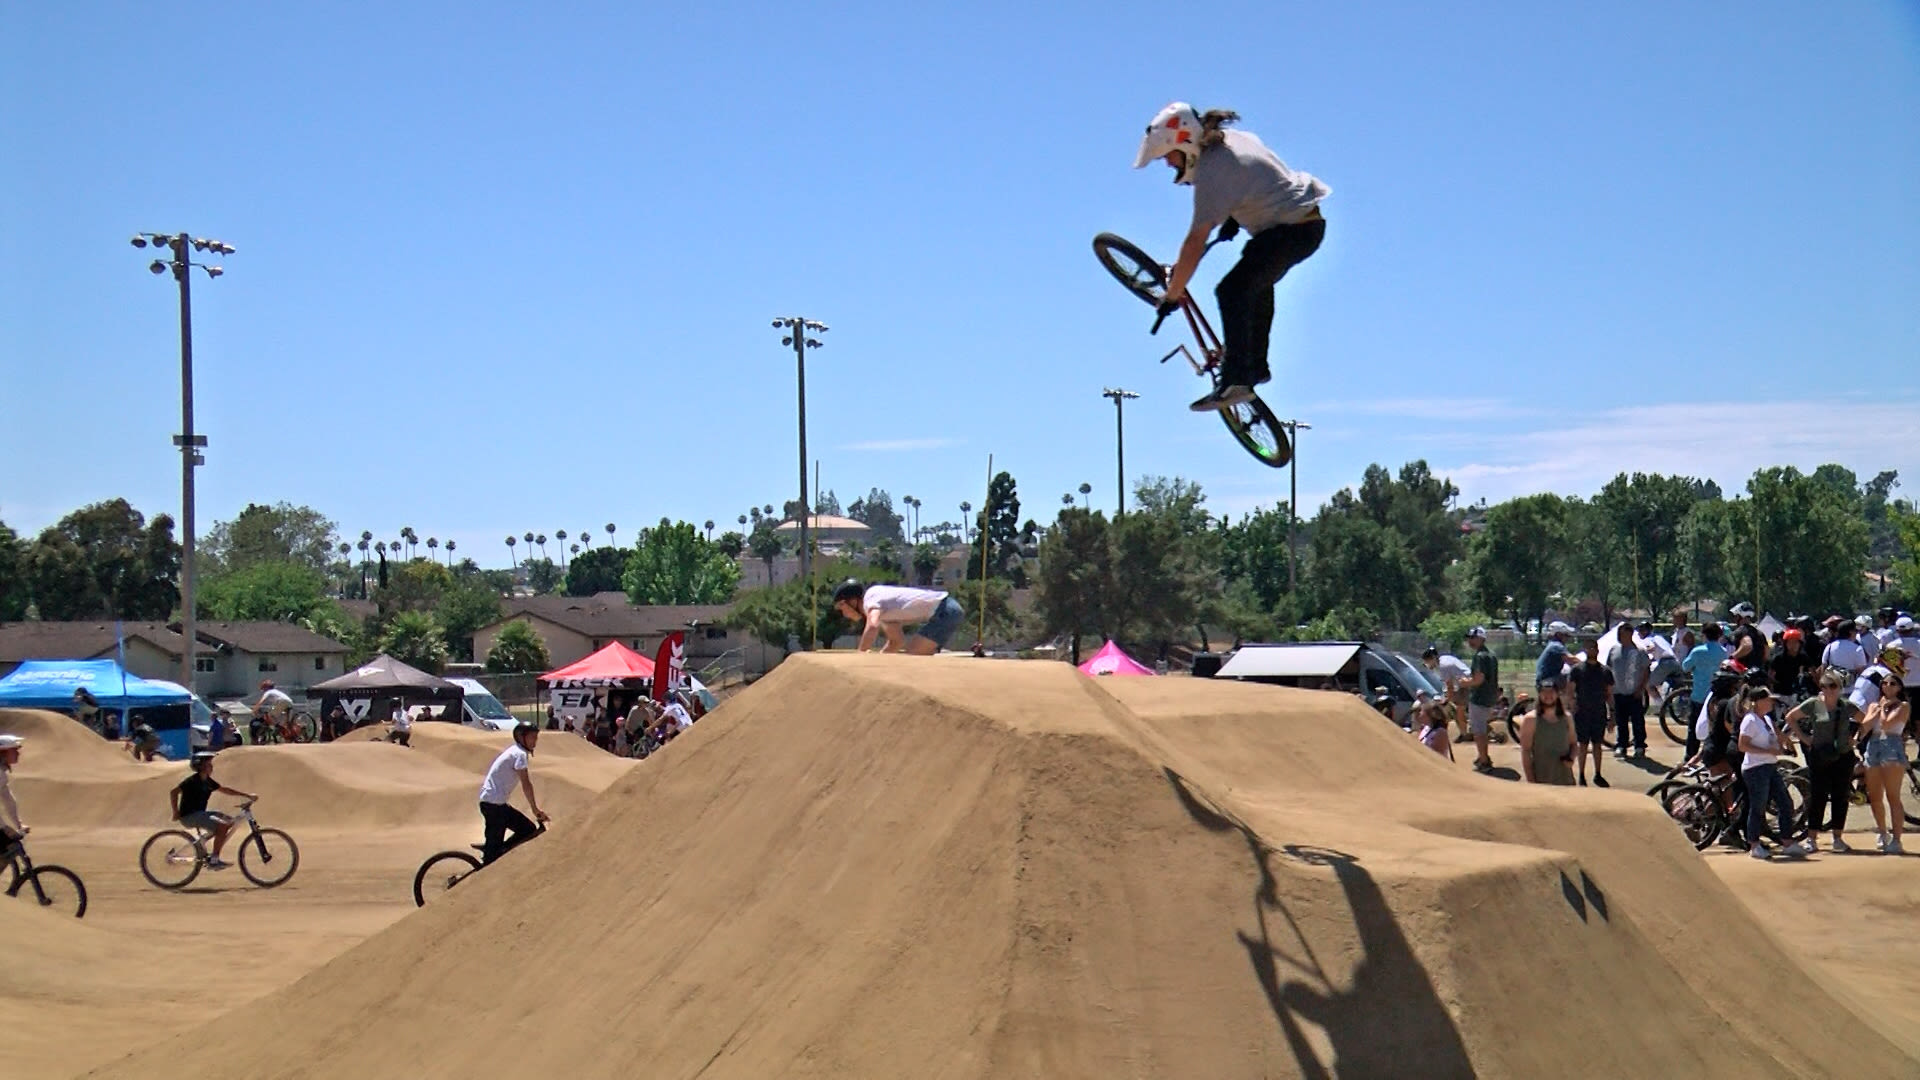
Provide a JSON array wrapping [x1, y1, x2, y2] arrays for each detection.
[[252, 710, 317, 745], [139, 800, 300, 890], [412, 822, 545, 907], [1654, 676, 1695, 744], [4, 836, 87, 918], [1661, 764, 1811, 851], [1091, 231, 1293, 468]]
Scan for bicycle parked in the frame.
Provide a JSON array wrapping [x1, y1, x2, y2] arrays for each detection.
[[1660, 760, 1813, 851], [139, 800, 300, 890], [412, 823, 545, 907], [4, 836, 87, 918]]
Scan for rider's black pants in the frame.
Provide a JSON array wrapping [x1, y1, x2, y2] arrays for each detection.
[[1807, 752, 1854, 834], [1214, 216, 1325, 386], [480, 802, 538, 866]]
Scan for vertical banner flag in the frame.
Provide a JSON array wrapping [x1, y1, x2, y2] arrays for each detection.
[[115, 620, 129, 698], [652, 632, 686, 704]]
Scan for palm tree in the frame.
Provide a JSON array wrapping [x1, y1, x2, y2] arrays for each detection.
[[375, 541, 387, 558], [703, 520, 715, 541], [445, 538, 457, 566], [536, 534, 548, 561], [505, 535, 518, 571], [1061, 493, 1074, 507], [908, 496, 923, 543], [959, 501, 972, 541], [401, 526, 416, 559], [427, 537, 439, 562], [359, 530, 373, 560], [1078, 482, 1091, 509], [605, 522, 617, 547], [570, 543, 580, 557], [523, 532, 535, 560], [555, 530, 568, 567], [749, 507, 762, 527], [737, 513, 748, 531]]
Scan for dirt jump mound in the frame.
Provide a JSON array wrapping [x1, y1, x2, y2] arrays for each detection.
[[89, 654, 1915, 1079]]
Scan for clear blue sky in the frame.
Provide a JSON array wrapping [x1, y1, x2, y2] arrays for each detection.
[[5, 2, 1917, 565]]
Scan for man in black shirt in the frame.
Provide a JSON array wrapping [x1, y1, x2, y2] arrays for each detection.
[[170, 752, 257, 870], [1566, 635, 1615, 787], [1766, 629, 1815, 697]]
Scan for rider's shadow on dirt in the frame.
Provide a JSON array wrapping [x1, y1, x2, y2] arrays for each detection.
[[1163, 768, 1475, 1080]]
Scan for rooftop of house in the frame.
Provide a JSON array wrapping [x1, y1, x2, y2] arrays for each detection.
[[485, 595, 734, 638]]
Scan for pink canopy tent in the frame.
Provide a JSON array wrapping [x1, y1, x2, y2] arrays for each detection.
[[1076, 640, 1155, 677]]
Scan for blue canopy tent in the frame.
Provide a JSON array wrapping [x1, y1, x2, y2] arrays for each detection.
[[0, 659, 195, 758]]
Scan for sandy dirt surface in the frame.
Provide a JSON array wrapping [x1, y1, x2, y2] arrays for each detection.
[[2, 664, 1916, 1078]]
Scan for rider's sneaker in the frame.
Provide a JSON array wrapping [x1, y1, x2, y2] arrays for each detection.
[[1890, 837, 1906, 856], [1190, 386, 1230, 412], [1748, 845, 1772, 861], [1215, 384, 1255, 408], [1831, 836, 1852, 854], [206, 857, 231, 870], [1780, 841, 1812, 859]]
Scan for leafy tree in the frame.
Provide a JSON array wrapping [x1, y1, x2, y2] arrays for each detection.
[[1110, 502, 1220, 656], [0, 521, 28, 620], [1888, 507, 1920, 610], [748, 522, 786, 585], [300, 602, 367, 660], [1862, 470, 1903, 571], [911, 543, 941, 586], [1592, 472, 1699, 618], [525, 558, 564, 595], [1677, 498, 1733, 618], [197, 561, 332, 622], [564, 546, 629, 597], [1305, 501, 1424, 628], [624, 520, 741, 605], [815, 489, 842, 516], [1354, 461, 1461, 617], [485, 619, 550, 674], [1561, 497, 1623, 625], [437, 583, 503, 663], [846, 488, 907, 547], [715, 531, 746, 560], [1219, 504, 1293, 610], [376, 558, 455, 614], [726, 579, 819, 655], [1738, 466, 1872, 615], [1417, 610, 1496, 654], [1467, 493, 1569, 635], [199, 502, 338, 575], [378, 610, 449, 673], [26, 499, 181, 619], [1034, 508, 1113, 664], [964, 471, 1024, 585]]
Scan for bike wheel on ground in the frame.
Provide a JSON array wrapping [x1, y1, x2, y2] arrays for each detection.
[[1662, 784, 1725, 851], [1905, 763, 1920, 828], [1092, 233, 1167, 305], [1219, 394, 1293, 469], [1658, 695, 1693, 745], [413, 850, 481, 908], [140, 829, 204, 890], [8, 864, 87, 918], [239, 828, 300, 888], [289, 712, 317, 743]]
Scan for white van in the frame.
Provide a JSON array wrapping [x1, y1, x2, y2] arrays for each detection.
[[447, 678, 517, 732]]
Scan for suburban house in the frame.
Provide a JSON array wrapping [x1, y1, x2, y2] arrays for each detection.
[[0, 620, 350, 701], [472, 594, 768, 679]]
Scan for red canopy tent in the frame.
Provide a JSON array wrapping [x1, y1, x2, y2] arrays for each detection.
[[1076, 640, 1155, 677], [540, 641, 655, 685]]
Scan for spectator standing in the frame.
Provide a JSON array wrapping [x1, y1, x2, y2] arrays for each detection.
[[1737, 687, 1809, 860], [1681, 623, 1729, 759], [1784, 669, 1860, 853], [1822, 621, 1869, 677], [1421, 645, 1473, 742], [1855, 668, 1909, 854], [1766, 629, 1816, 698], [1892, 616, 1920, 695], [1872, 607, 1900, 651], [1519, 681, 1576, 786], [1567, 637, 1614, 787], [1670, 611, 1698, 672], [1535, 622, 1573, 688], [1608, 623, 1651, 760], [1726, 603, 1767, 673], [1464, 626, 1500, 774]]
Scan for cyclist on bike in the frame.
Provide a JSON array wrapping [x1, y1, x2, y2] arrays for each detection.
[[127, 720, 162, 762], [170, 750, 258, 870], [253, 680, 292, 743], [478, 722, 549, 865], [1132, 103, 1329, 412], [0, 734, 27, 854]]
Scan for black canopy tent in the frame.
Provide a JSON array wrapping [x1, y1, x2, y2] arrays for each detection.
[[310, 654, 465, 731]]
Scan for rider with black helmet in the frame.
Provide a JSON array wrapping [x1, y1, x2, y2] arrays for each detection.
[[477, 722, 548, 865]]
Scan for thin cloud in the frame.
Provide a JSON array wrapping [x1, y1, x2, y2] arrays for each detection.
[[1299, 396, 1510, 421], [839, 437, 962, 452]]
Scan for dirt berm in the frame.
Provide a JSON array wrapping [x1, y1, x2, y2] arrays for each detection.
[[86, 655, 1917, 1078]]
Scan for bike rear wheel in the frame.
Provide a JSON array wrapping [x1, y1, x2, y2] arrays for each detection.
[[240, 827, 300, 888], [1658, 695, 1693, 745], [1905, 763, 1920, 828], [289, 712, 317, 744], [8, 864, 87, 918], [1091, 233, 1167, 306], [140, 829, 204, 890], [1662, 784, 1725, 851], [1219, 393, 1292, 468], [413, 850, 482, 907]]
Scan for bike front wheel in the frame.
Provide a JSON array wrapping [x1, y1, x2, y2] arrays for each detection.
[[1662, 784, 1725, 851], [140, 829, 204, 890], [8, 864, 87, 918], [1658, 695, 1693, 745], [1905, 763, 1920, 827], [240, 827, 300, 888], [289, 712, 317, 744], [413, 851, 482, 907], [1091, 233, 1167, 306], [1219, 393, 1292, 468]]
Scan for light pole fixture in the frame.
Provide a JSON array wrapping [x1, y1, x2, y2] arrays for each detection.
[[131, 231, 234, 693], [772, 316, 827, 586], [1277, 418, 1312, 592], [1101, 388, 1139, 515]]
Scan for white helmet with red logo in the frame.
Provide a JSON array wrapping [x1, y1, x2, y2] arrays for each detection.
[[1133, 102, 1204, 185]]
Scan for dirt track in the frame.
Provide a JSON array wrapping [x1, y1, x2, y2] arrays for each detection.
[[3, 658, 1917, 1078]]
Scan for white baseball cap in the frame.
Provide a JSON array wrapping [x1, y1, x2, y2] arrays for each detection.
[[0, 734, 23, 750], [1898, 615, 1916, 632]]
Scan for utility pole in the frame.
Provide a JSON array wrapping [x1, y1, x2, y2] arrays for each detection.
[[1101, 388, 1139, 515], [133, 231, 233, 693], [1279, 419, 1312, 592], [772, 317, 827, 584]]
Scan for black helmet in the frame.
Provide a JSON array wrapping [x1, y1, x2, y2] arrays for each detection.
[[513, 721, 539, 742], [831, 578, 865, 605]]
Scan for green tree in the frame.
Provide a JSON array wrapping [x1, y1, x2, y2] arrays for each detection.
[[485, 619, 550, 674], [1034, 508, 1114, 664], [199, 502, 338, 575], [1592, 472, 1699, 617], [815, 489, 843, 516], [846, 489, 907, 546], [965, 471, 1024, 584], [1888, 507, 1920, 609], [1417, 610, 1496, 654], [376, 558, 455, 614], [1562, 497, 1624, 624], [748, 522, 786, 586], [1677, 498, 1733, 618], [197, 560, 332, 622], [26, 499, 181, 619], [911, 543, 941, 587], [0, 521, 28, 620], [378, 610, 449, 673], [714, 530, 746, 560], [300, 602, 368, 661], [1305, 500, 1424, 628], [1109, 502, 1219, 655], [436, 583, 503, 664], [1354, 461, 1462, 617], [624, 520, 742, 605], [1219, 504, 1293, 610], [1738, 466, 1872, 615], [524, 558, 563, 595], [564, 546, 629, 597], [1468, 493, 1569, 635]]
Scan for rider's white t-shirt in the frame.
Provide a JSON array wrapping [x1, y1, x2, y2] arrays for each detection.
[[1430, 655, 1471, 690], [478, 745, 528, 805], [862, 585, 947, 625], [1738, 711, 1781, 771], [1822, 639, 1868, 675], [258, 688, 292, 713]]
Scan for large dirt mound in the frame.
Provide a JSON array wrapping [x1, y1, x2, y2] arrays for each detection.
[[87, 654, 1916, 1079]]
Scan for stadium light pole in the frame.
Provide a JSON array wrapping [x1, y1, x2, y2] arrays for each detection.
[[772, 317, 827, 585], [132, 231, 234, 693], [1278, 418, 1312, 592], [1101, 388, 1139, 515]]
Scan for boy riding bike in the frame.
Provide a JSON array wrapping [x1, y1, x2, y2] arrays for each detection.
[[0, 734, 28, 854], [478, 723, 549, 865], [1132, 103, 1329, 412], [170, 750, 259, 870]]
